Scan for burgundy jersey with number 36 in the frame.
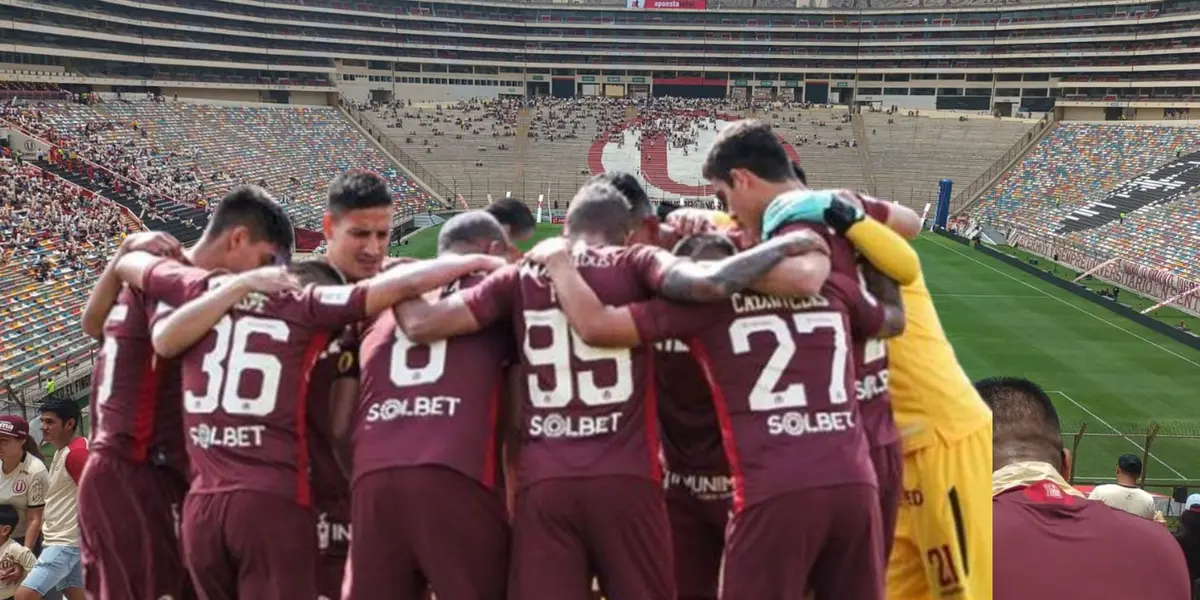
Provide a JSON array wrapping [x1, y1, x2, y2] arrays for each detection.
[[150, 270, 369, 506], [461, 245, 670, 490], [631, 273, 885, 512]]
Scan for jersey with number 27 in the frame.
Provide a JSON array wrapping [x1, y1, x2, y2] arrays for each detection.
[[151, 267, 370, 506], [631, 273, 885, 512], [461, 245, 670, 490]]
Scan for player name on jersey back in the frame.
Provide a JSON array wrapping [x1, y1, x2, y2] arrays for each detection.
[[631, 274, 883, 511], [355, 274, 513, 488]]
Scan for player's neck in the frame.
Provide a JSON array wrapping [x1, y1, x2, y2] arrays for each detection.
[[568, 234, 616, 248]]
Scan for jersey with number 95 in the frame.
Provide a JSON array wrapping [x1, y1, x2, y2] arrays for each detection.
[[630, 273, 885, 513], [461, 245, 670, 491], [156, 269, 369, 507]]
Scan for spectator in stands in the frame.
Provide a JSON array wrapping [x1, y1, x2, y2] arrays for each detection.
[[484, 197, 535, 247], [0, 416, 47, 551], [983, 376, 1191, 600], [16, 398, 88, 600], [1089, 454, 1157, 520], [1175, 494, 1200, 586]]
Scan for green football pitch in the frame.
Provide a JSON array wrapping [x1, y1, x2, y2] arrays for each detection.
[[393, 224, 1200, 487]]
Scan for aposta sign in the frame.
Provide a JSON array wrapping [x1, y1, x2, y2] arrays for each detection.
[[627, 0, 707, 8]]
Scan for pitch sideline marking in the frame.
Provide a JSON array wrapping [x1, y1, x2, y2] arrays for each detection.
[[1049, 390, 1188, 480], [921, 236, 1200, 370], [931, 293, 1047, 298]]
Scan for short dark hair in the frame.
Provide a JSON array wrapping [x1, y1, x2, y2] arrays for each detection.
[[590, 171, 652, 221], [207, 185, 295, 254], [327, 169, 393, 216], [290, 260, 346, 286], [702, 120, 795, 185], [438, 211, 508, 254], [566, 183, 633, 245], [0, 505, 19, 531], [791, 162, 808, 186], [39, 397, 80, 432], [976, 376, 1061, 471], [673, 233, 737, 259], [484, 198, 535, 239], [1117, 454, 1143, 477]]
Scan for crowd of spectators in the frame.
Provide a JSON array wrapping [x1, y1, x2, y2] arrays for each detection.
[[0, 100, 204, 223], [0, 160, 129, 281]]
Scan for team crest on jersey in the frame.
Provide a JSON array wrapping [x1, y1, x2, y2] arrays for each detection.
[[337, 351, 356, 375], [587, 111, 801, 199], [11, 480, 24, 494]]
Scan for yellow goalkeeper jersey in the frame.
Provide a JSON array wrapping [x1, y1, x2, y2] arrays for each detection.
[[887, 273, 992, 451]]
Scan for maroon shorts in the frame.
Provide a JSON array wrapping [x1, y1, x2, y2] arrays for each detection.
[[77, 453, 194, 600], [509, 476, 674, 600], [870, 441, 903, 560], [181, 490, 317, 600], [317, 554, 346, 600], [314, 497, 350, 600], [720, 485, 883, 600], [666, 483, 730, 600], [344, 465, 509, 600]]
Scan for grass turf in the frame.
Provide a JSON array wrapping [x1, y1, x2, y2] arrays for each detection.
[[393, 224, 1200, 488]]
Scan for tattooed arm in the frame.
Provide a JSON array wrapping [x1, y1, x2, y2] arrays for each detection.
[[657, 230, 830, 302]]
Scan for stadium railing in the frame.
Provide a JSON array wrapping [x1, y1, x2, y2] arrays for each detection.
[[338, 97, 456, 204], [1003, 226, 1200, 319], [950, 112, 1056, 215], [1065, 419, 1200, 521]]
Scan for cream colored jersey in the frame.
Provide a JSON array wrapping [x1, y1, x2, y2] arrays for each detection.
[[1088, 484, 1157, 519], [0, 453, 48, 539], [0, 537, 37, 598], [42, 437, 88, 547]]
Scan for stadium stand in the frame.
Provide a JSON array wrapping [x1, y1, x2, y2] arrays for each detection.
[[973, 123, 1200, 280], [3, 101, 441, 229], [862, 111, 1036, 207], [0, 160, 136, 393]]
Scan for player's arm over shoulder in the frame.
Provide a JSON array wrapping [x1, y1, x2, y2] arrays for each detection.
[[743, 223, 832, 298], [542, 255, 643, 347], [653, 232, 830, 302], [861, 195, 922, 241], [394, 263, 517, 344]]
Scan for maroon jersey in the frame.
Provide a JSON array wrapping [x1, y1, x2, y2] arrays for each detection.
[[776, 213, 899, 450], [355, 274, 515, 488], [461, 245, 670, 490], [305, 325, 358, 556], [159, 276, 369, 506], [994, 481, 1191, 600], [654, 339, 728, 479], [90, 258, 203, 479], [631, 273, 884, 512]]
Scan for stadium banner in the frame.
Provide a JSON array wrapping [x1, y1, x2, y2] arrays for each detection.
[[626, 0, 707, 8], [1010, 230, 1200, 317]]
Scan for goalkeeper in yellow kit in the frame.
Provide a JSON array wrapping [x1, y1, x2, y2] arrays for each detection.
[[761, 190, 992, 600]]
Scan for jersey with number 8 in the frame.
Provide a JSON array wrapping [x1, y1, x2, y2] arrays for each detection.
[[154, 269, 370, 506], [355, 274, 515, 488], [630, 273, 885, 513], [461, 245, 671, 490]]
